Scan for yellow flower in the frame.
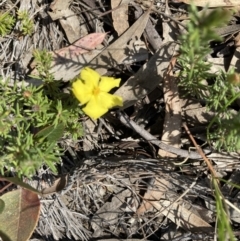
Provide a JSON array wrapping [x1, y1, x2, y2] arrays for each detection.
[[72, 67, 123, 119]]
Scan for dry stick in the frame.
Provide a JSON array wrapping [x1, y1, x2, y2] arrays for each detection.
[[182, 123, 238, 233], [117, 111, 203, 159], [182, 122, 217, 177], [0, 180, 13, 194]]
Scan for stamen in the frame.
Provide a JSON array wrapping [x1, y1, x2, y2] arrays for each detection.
[[93, 87, 100, 96]]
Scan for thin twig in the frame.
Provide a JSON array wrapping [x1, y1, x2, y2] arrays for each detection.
[[182, 122, 217, 177]]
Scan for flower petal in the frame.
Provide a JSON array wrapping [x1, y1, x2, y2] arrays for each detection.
[[99, 77, 121, 92], [80, 67, 100, 88], [72, 79, 92, 104], [83, 92, 123, 119], [83, 96, 108, 119], [98, 92, 123, 109]]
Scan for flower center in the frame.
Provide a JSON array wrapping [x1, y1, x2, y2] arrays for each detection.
[[93, 87, 100, 96]]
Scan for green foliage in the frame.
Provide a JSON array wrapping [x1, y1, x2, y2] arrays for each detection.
[[178, 5, 240, 152], [17, 10, 34, 35], [0, 12, 15, 36], [33, 49, 54, 83], [206, 70, 240, 151], [0, 10, 34, 37], [213, 179, 236, 241], [0, 50, 83, 177], [178, 5, 238, 240], [178, 5, 231, 99]]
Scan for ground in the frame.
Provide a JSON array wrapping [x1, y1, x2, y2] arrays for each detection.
[[1, 0, 240, 241]]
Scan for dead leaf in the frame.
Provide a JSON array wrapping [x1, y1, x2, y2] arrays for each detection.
[[0, 176, 41, 195], [136, 176, 172, 215], [133, 4, 163, 51], [173, 0, 240, 7], [162, 3, 178, 43], [41, 174, 68, 196], [89, 9, 150, 75], [52, 33, 107, 58], [50, 0, 71, 11], [154, 200, 213, 232], [31, 10, 149, 81], [159, 2, 180, 150], [136, 173, 213, 232], [31, 33, 107, 80], [0, 199, 4, 214], [122, 39, 148, 64], [115, 42, 177, 109], [48, 0, 81, 43], [111, 0, 129, 36], [83, 118, 99, 158], [0, 188, 40, 241], [158, 57, 182, 158]]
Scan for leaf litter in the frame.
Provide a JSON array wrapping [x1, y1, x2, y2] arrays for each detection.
[[1, 0, 240, 240]]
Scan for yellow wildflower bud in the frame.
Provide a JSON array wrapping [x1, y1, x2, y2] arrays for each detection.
[[72, 67, 123, 119]]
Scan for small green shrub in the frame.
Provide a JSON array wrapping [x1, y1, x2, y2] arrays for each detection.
[[178, 5, 237, 240], [178, 5, 240, 152], [0, 12, 15, 36], [0, 50, 83, 177], [17, 10, 34, 35]]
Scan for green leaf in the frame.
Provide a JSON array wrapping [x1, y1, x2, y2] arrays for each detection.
[[35, 122, 65, 143], [0, 188, 40, 241]]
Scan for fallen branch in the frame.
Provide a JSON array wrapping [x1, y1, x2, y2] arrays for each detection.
[[117, 111, 203, 159]]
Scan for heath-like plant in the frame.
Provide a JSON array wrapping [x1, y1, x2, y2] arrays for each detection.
[[178, 5, 230, 97], [17, 10, 34, 35], [0, 50, 83, 177], [178, 5, 239, 240], [178, 5, 240, 152], [0, 12, 15, 37]]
